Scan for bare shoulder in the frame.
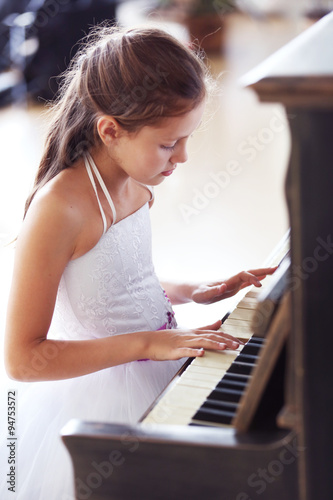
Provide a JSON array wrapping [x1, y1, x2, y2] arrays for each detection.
[[30, 171, 83, 226], [21, 166, 89, 260]]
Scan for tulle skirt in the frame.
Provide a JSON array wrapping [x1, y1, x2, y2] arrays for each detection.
[[0, 357, 184, 500]]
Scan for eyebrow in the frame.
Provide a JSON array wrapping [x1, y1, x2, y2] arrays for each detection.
[[167, 135, 187, 142], [164, 121, 202, 142]]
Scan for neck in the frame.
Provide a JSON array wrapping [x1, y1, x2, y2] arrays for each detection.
[[88, 146, 130, 197]]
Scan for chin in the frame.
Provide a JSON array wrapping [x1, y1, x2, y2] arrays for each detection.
[[148, 176, 165, 186]]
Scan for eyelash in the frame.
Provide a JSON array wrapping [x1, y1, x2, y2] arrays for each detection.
[[161, 134, 193, 152], [161, 144, 176, 152]]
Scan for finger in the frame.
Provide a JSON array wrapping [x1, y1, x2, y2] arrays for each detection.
[[239, 281, 255, 290], [248, 267, 277, 276], [245, 272, 265, 287], [218, 331, 245, 345], [196, 332, 241, 349], [174, 347, 206, 359], [187, 337, 228, 351], [196, 325, 243, 346], [223, 273, 260, 289], [253, 275, 267, 281], [188, 336, 237, 352]]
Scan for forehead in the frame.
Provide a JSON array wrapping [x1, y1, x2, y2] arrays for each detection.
[[140, 101, 205, 140]]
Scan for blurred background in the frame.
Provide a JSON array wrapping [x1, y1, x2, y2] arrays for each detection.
[[0, 0, 331, 328]]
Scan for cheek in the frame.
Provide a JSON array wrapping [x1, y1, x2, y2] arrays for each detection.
[[142, 149, 167, 169], [124, 139, 168, 173]]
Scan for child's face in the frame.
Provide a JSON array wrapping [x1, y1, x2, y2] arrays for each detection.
[[110, 100, 205, 186]]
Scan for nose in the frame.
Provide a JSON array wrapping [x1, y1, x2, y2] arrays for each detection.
[[170, 144, 188, 164]]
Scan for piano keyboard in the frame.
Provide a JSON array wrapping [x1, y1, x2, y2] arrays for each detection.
[[141, 291, 264, 427], [141, 235, 289, 428]]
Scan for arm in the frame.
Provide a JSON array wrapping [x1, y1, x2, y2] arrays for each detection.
[[5, 190, 240, 382], [5, 189, 149, 381], [162, 267, 277, 306], [160, 281, 198, 305]]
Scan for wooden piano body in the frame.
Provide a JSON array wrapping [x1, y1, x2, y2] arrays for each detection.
[[61, 12, 333, 500]]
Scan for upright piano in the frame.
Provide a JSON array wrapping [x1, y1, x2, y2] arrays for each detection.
[[61, 12, 333, 500]]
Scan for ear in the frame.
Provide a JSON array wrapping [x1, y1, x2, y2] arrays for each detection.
[[96, 115, 123, 145]]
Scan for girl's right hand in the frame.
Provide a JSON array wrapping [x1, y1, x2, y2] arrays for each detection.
[[144, 320, 242, 361]]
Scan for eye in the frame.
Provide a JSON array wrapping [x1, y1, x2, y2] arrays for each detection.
[[161, 144, 176, 152]]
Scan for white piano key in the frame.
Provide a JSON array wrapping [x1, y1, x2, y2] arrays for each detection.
[[228, 307, 256, 321], [225, 317, 254, 327], [220, 324, 252, 338], [236, 297, 258, 309], [143, 384, 213, 425], [191, 349, 239, 370]]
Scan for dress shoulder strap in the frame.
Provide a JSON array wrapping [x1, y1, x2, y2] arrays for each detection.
[[146, 185, 154, 203], [84, 153, 117, 233]]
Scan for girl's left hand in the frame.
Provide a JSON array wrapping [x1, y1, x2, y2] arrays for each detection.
[[191, 267, 277, 305]]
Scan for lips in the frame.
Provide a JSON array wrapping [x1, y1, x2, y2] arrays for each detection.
[[161, 166, 176, 176]]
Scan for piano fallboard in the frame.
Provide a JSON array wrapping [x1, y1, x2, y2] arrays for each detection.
[[62, 419, 299, 500]]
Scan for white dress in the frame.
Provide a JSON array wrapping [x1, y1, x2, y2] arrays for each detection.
[[0, 153, 184, 500]]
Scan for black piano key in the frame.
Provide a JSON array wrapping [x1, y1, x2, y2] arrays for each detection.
[[227, 361, 253, 376], [190, 335, 265, 427], [223, 372, 252, 383], [193, 407, 234, 425], [202, 400, 238, 413], [208, 387, 243, 403], [241, 343, 261, 356], [203, 399, 238, 410], [216, 379, 247, 391], [249, 336, 266, 345], [236, 353, 258, 364]]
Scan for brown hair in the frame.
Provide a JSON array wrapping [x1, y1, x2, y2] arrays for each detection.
[[24, 25, 209, 216]]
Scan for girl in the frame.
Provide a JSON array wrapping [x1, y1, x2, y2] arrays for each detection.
[[3, 25, 275, 499]]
